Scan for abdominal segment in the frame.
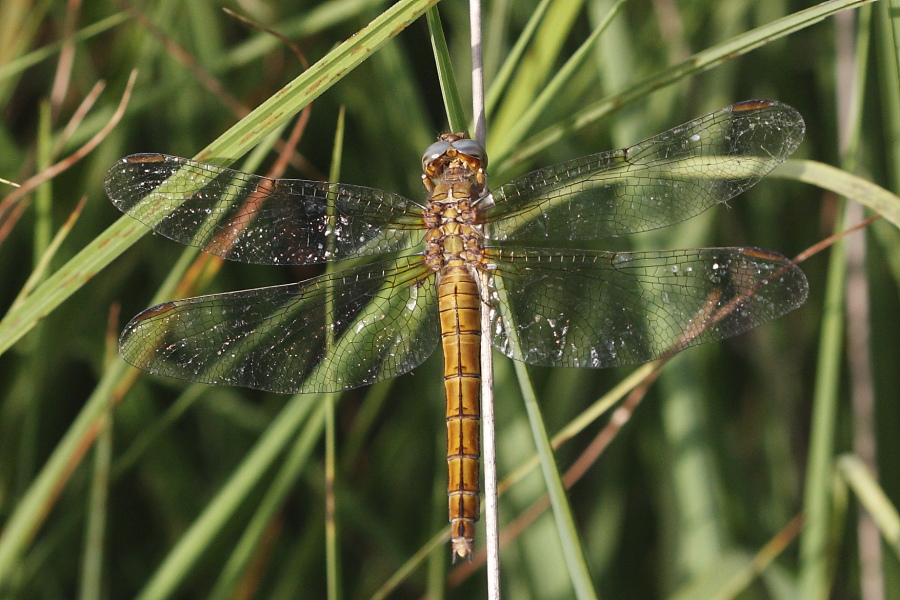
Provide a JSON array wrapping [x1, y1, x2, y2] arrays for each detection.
[[439, 264, 482, 561]]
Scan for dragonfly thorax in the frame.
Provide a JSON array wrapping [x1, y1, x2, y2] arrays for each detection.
[[422, 134, 488, 275], [422, 186, 485, 273], [423, 173, 483, 271]]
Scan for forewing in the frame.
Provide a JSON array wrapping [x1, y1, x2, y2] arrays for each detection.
[[486, 247, 807, 368], [120, 257, 439, 393], [105, 154, 425, 265], [483, 100, 805, 242]]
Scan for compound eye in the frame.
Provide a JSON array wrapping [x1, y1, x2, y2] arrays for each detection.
[[450, 138, 487, 168], [422, 141, 451, 169]]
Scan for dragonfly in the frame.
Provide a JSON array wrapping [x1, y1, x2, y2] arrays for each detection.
[[105, 99, 808, 560]]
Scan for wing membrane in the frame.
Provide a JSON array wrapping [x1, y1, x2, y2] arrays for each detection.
[[483, 100, 805, 242], [120, 257, 439, 393], [105, 154, 426, 265], [487, 246, 808, 368]]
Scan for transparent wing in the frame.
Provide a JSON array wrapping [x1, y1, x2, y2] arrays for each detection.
[[486, 246, 808, 368], [105, 154, 426, 265], [483, 100, 805, 242], [119, 257, 439, 393]]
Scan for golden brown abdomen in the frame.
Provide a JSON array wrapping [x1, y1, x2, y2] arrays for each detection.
[[438, 261, 481, 560]]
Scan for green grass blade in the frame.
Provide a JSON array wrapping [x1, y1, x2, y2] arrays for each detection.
[[78, 414, 112, 600], [326, 110, 346, 600], [773, 159, 900, 229], [797, 207, 848, 600], [875, 0, 900, 190], [514, 361, 599, 600], [427, 6, 466, 133], [837, 454, 900, 560]]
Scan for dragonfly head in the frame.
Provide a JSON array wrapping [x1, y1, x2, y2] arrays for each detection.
[[422, 133, 487, 188]]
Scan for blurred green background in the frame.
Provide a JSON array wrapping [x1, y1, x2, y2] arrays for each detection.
[[0, 0, 898, 598]]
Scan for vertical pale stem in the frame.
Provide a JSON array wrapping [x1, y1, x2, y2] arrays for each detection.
[[471, 1, 499, 597], [479, 270, 500, 600], [471, 0, 486, 147]]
